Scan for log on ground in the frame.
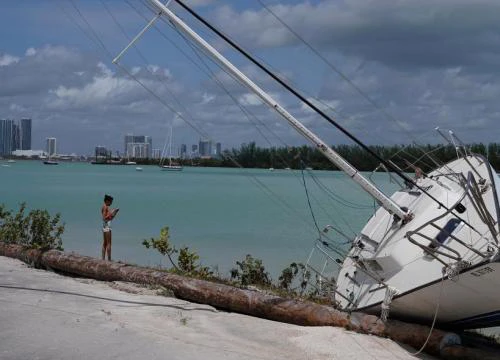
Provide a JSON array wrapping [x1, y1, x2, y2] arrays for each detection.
[[1, 243, 497, 359]]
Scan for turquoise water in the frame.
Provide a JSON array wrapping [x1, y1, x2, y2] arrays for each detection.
[[0, 160, 397, 277]]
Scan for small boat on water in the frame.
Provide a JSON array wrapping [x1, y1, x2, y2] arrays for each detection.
[[135, 167, 143, 171], [125, 161, 137, 165], [43, 160, 59, 165], [116, 0, 500, 329], [160, 164, 183, 171]]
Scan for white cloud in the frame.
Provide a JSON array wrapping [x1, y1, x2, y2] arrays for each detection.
[[238, 93, 262, 106], [25, 48, 36, 56], [201, 92, 215, 104], [9, 103, 27, 112], [0, 54, 19, 66], [300, 98, 341, 114]]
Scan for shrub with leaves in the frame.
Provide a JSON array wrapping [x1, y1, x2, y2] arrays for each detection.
[[142, 226, 179, 271], [178, 246, 213, 278], [143, 226, 212, 278], [230, 254, 271, 286], [0, 203, 64, 251], [278, 262, 310, 295]]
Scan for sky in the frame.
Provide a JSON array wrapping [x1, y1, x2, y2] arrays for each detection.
[[1, 0, 500, 155]]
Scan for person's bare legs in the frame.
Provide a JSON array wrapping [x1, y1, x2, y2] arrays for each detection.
[[106, 231, 112, 261], [102, 232, 111, 260], [102, 232, 107, 260]]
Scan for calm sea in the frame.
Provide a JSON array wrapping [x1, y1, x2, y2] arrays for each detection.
[[0, 160, 397, 278]]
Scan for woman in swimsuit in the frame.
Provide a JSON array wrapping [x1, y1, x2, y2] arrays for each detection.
[[101, 194, 119, 261]]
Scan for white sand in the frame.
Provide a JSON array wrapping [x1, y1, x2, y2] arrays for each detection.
[[0, 256, 436, 360]]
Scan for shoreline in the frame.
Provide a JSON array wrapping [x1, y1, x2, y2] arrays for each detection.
[[0, 256, 436, 360]]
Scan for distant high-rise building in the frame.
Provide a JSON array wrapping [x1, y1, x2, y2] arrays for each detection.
[[191, 144, 198, 153], [145, 136, 152, 158], [124, 134, 134, 155], [124, 134, 152, 159], [46, 137, 57, 156], [199, 139, 212, 157], [12, 123, 20, 151], [95, 146, 108, 157], [0, 118, 33, 155], [152, 148, 161, 159], [180, 144, 187, 158], [215, 142, 222, 157], [0, 119, 14, 155], [20, 118, 32, 150]]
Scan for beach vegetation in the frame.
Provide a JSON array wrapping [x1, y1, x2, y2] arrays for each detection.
[[278, 262, 310, 295], [230, 254, 271, 286], [142, 226, 337, 304], [143, 226, 213, 278], [0, 203, 64, 251]]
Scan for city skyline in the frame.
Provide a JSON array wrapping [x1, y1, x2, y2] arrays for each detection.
[[96, 135, 223, 160]]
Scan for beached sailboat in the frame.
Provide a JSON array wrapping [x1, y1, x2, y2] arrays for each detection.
[[116, 0, 500, 329]]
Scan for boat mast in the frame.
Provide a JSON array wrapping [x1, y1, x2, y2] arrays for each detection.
[[148, 0, 408, 219], [169, 120, 174, 166]]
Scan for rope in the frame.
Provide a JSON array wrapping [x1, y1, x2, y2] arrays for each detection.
[[408, 273, 446, 356], [380, 286, 398, 322]]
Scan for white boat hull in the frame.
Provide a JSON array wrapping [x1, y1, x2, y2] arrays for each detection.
[[357, 260, 500, 328], [161, 165, 182, 171]]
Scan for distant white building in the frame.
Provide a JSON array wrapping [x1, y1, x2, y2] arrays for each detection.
[[46, 137, 56, 156], [124, 134, 152, 159], [11, 149, 46, 158], [152, 148, 161, 159]]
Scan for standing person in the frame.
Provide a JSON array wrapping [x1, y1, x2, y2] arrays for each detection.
[[101, 194, 119, 261]]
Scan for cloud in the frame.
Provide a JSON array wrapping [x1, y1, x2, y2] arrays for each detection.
[[0, 54, 20, 66], [211, 0, 500, 71], [238, 93, 262, 106]]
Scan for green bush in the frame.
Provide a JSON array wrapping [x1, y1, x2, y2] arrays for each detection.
[[142, 226, 179, 270], [230, 254, 271, 286], [278, 262, 310, 295], [0, 203, 64, 251], [143, 226, 212, 278]]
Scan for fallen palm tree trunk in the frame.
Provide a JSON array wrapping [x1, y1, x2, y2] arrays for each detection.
[[1, 243, 498, 359]]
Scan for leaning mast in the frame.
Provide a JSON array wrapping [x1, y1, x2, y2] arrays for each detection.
[[118, 0, 409, 220]]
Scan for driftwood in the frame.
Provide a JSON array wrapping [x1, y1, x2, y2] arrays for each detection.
[[1, 243, 498, 359]]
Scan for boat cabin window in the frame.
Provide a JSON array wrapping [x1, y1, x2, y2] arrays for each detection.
[[432, 218, 462, 247]]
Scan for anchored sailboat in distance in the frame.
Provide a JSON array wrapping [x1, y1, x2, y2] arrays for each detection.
[[159, 117, 182, 172], [115, 0, 500, 329]]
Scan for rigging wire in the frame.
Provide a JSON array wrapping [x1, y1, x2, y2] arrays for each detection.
[[306, 170, 373, 210], [256, 0, 468, 189], [163, 6, 366, 237], [171, 0, 482, 233], [62, 0, 325, 237], [137, 0, 386, 238], [256, 0, 420, 145], [63, 0, 372, 255], [300, 163, 322, 237]]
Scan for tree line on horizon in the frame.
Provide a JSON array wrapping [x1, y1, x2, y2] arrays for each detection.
[[101, 142, 500, 172], [214, 142, 500, 172]]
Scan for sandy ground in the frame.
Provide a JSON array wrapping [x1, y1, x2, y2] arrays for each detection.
[[0, 256, 437, 360]]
